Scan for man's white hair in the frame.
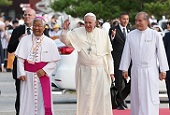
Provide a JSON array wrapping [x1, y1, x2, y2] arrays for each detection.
[[84, 12, 96, 20]]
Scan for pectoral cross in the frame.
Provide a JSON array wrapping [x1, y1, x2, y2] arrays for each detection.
[[87, 47, 92, 54]]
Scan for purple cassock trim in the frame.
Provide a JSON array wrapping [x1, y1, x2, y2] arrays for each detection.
[[24, 60, 52, 115]]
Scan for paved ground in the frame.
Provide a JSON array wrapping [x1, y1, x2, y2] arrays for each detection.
[[0, 72, 168, 115], [0, 72, 76, 115]]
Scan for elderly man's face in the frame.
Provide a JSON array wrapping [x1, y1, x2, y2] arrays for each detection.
[[135, 14, 149, 31], [84, 16, 96, 32], [33, 20, 45, 36], [23, 9, 36, 27]]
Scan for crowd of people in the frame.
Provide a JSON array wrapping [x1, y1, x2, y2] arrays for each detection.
[[0, 7, 170, 115]]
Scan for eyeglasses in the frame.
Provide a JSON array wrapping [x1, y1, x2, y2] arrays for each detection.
[[23, 14, 33, 17], [166, 22, 170, 25]]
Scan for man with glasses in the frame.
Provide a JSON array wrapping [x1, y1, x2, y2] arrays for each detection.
[[7, 8, 36, 115], [120, 12, 168, 115]]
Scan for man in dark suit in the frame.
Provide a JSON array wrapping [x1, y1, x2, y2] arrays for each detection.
[[7, 8, 36, 115], [109, 12, 131, 110], [163, 32, 170, 108]]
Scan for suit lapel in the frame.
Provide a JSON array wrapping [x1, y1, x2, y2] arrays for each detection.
[[116, 26, 125, 42]]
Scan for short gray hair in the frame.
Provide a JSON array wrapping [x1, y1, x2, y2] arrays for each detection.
[[136, 11, 149, 21], [84, 12, 96, 20]]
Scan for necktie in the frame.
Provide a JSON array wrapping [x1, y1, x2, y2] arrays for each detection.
[[27, 28, 31, 35], [123, 28, 126, 39]]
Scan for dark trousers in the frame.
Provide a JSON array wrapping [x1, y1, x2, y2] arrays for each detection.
[[122, 80, 131, 100], [115, 69, 127, 105], [165, 78, 170, 108], [114, 69, 131, 108], [15, 79, 20, 115]]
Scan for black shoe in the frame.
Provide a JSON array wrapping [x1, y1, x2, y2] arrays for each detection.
[[117, 105, 127, 110], [122, 100, 128, 108]]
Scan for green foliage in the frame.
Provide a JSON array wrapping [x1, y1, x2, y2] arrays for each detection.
[[0, 0, 12, 6], [144, 0, 170, 20], [50, 0, 170, 23]]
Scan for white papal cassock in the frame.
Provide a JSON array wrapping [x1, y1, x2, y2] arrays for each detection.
[[15, 34, 61, 115], [60, 27, 114, 115], [119, 28, 169, 115]]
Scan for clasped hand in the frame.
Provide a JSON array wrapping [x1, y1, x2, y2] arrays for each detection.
[[159, 72, 166, 80], [18, 69, 46, 81]]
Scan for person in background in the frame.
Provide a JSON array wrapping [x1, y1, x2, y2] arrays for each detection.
[[119, 11, 169, 115], [60, 12, 114, 115], [96, 19, 103, 28], [109, 12, 131, 110], [158, 15, 168, 30], [14, 16, 61, 115], [49, 24, 62, 40], [163, 31, 170, 109], [102, 20, 111, 33], [0, 35, 4, 72], [152, 25, 165, 37], [0, 25, 12, 72], [16, 14, 24, 25], [7, 8, 36, 115], [12, 20, 19, 29], [77, 21, 84, 27], [164, 18, 170, 33], [6, 20, 18, 72], [49, 15, 57, 29], [0, 25, 6, 72]]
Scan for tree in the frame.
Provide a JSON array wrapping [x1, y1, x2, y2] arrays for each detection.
[[0, 0, 12, 6], [144, 0, 170, 20], [50, 0, 170, 23]]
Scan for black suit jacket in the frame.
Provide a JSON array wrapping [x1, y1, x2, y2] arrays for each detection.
[[8, 25, 25, 79], [7, 25, 49, 79], [163, 32, 170, 73], [109, 25, 131, 67]]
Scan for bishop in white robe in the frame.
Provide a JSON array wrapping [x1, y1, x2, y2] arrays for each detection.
[[119, 12, 169, 115], [15, 17, 61, 115], [60, 13, 114, 115]]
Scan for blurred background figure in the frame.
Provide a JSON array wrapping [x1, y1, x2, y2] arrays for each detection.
[[6, 20, 19, 72], [164, 18, 170, 33], [96, 19, 103, 28], [49, 15, 57, 29], [149, 15, 157, 25], [152, 25, 165, 37], [0, 24, 11, 72], [49, 24, 62, 40], [77, 21, 84, 27], [102, 20, 111, 33], [0, 15, 5, 27], [16, 14, 24, 25], [158, 15, 168, 30], [0, 32, 4, 72], [110, 18, 119, 27]]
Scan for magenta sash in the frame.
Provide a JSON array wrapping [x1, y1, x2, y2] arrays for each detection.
[[24, 61, 52, 115]]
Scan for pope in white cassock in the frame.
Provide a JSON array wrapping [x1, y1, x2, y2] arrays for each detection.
[[15, 17, 61, 115], [60, 13, 114, 115], [119, 12, 169, 115]]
